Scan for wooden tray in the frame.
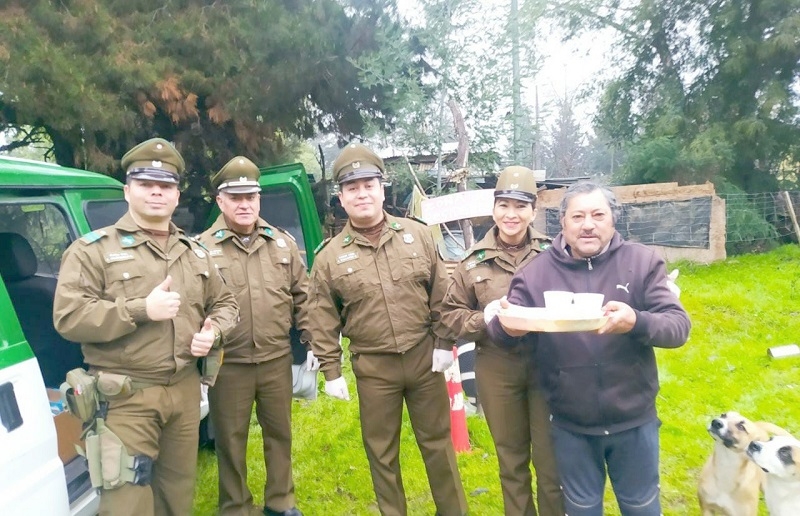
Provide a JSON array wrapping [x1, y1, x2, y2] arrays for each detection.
[[497, 306, 608, 333]]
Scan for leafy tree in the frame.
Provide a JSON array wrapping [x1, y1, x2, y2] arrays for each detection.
[[0, 0, 415, 216], [542, 96, 586, 178], [547, 0, 800, 191]]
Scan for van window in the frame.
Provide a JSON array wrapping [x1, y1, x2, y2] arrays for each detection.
[[0, 203, 71, 276], [85, 199, 128, 230], [260, 187, 308, 265]]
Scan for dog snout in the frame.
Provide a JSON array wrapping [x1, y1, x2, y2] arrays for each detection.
[[711, 419, 724, 430], [748, 441, 761, 454]]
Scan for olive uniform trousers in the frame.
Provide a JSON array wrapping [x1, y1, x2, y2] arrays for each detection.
[[351, 338, 468, 516], [209, 355, 295, 515], [99, 368, 201, 516], [476, 347, 564, 516]]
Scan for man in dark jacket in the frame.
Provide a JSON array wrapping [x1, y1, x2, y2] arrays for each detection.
[[488, 181, 690, 516]]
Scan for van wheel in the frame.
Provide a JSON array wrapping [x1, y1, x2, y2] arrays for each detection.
[[199, 418, 215, 449]]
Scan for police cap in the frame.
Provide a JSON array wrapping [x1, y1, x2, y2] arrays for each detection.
[[494, 166, 537, 203], [212, 156, 261, 194], [333, 143, 384, 184], [121, 138, 185, 184]]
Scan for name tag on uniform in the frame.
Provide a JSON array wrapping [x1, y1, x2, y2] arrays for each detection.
[[104, 251, 134, 263], [209, 249, 223, 257], [465, 260, 478, 271], [336, 252, 358, 264]]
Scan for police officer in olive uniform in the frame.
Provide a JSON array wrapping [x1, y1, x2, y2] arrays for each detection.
[[442, 166, 564, 516], [199, 156, 315, 516], [308, 143, 468, 516], [53, 137, 239, 516]]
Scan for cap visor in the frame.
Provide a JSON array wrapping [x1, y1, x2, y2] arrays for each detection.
[[494, 191, 535, 202], [339, 169, 382, 184], [127, 171, 179, 184], [221, 185, 262, 194]]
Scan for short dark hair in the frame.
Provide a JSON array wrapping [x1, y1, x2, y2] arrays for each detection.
[[559, 181, 620, 223]]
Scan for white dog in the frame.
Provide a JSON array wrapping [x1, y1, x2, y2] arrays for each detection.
[[747, 435, 800, 516]]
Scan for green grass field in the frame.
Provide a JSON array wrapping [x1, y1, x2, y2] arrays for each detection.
[[193, 244, 800, 515]]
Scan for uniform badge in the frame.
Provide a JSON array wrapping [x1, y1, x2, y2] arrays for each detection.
[[105, 251, 134, 263], [390, 222, 402, 230], [264, 227, 274, 237], [276, 238, 287, 248], [336, 252, 358, 264], [194, 249, 206, 259], [214, 230, 225, 239], [477, 250, 486, 261], [343, 234, 352, 244], [403, 233, 414, 244], [120, 235, 135, 246], [540, 242, 552, 250]]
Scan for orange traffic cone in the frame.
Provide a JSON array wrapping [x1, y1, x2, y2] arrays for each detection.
[[445, 346, 471, 452]]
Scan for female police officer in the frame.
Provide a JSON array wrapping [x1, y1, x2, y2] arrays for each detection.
[[442, 166, 564, 516]]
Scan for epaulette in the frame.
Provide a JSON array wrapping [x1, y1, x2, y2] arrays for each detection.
[[314, 238, 332, 255], [273, 225, 296, 242], [80, 230, 107, 245]]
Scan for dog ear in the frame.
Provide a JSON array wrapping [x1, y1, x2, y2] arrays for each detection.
[[755, 421, 792, 438]]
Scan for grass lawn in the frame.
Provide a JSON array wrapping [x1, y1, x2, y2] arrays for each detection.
[[193, 244, 800, 515]]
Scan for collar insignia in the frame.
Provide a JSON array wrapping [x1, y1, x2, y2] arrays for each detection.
[[120, 235, 135, 246], [214, 230, 225, 239]]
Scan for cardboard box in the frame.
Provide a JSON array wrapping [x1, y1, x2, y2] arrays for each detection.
[[47, 388, 84, 464]]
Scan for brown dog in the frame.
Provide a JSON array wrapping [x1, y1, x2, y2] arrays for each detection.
[[698, 411, 788, 515]]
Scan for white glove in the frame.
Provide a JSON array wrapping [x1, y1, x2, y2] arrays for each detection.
[[306, 350, 320, 371], [431, 348, 455, 373], [483, 299, 503, 325], [324, 376, 350, 400]]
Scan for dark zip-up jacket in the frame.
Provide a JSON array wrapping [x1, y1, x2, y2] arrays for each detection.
[[487, 232, 690, 435]]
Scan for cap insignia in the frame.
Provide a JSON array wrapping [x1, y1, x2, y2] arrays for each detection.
[[152, 160, 162, 168], [510, 183, 519, 189], [239, 176, 248, 182], [156, 143, 163, 150], [352, 161, 361, 170]]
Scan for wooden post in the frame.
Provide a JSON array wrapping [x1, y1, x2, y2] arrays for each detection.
[[783, 191, 800, 244]]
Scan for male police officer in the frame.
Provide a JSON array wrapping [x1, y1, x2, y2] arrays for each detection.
[[308, 143, 468, 516], [53, 137, 239, 516], [199, 156, 315, 516]]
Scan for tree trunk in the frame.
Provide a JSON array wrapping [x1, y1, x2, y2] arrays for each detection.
[[448, 99, 474, 250]]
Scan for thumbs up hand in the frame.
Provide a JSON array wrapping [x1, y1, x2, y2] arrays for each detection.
[[146, 275, 181, 321], [191, 317, 218, 357]]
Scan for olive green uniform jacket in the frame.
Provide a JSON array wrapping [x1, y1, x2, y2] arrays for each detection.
[[199, 215, 311, 361], [309, 213, 454, 380], [442, 226, 551, 349], [53, 211, 239, 386]]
